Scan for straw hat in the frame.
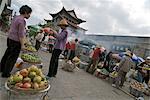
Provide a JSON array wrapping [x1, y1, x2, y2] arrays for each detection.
[[146, 56, 150, 60], [96, 44, 102, 48], [125, 51, 132, 57], [58, 18, 68, 26]]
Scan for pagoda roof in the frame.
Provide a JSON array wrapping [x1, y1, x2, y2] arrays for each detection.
[[44, 18, 87, 31], [65, 19, 87, 31], [7, 0, 12, 7], [49, 7, 86, 24]]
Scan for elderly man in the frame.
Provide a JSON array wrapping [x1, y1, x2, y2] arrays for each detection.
[[112, 51, 135, 88]]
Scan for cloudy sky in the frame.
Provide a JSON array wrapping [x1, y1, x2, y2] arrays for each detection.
[[11, 0, 150, 37]]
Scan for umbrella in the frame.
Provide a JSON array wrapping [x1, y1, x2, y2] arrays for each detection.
[[119, 52, 144, 63], [137, 57, 145, 63]]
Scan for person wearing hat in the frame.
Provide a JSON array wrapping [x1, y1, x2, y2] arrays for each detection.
[[112, 51, 135, 88], [35, 29, 44, 51], [86, 44, 102, 74], [136, 56, 150, 85], [47, 18, 69, 78]]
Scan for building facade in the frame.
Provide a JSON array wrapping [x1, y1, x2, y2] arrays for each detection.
[[45, 7, 87, 38], [86, 34, 150, 58]]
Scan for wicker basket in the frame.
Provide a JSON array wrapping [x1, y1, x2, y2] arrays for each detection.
[[129, 86, 143, 97], [5, 82, 50, 100]]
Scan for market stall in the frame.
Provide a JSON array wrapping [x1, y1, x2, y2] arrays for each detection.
[[6, 44, 50, 100], [6, 65, 50, 100]]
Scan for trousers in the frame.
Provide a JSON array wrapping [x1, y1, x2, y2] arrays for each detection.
[[0, 38, 21, 77], [47, 49, 62, 77]]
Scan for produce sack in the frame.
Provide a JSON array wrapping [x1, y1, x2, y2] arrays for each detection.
[[62, 61, 76, 72]]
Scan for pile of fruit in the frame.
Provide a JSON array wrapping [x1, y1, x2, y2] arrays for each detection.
[[109, 71, 118, 78], [142, 67, 150, 70], [7, 65, 48, 91], [21, 53, 41, 63], [130, 81, 145, 91], [25, 45, 37, 52]]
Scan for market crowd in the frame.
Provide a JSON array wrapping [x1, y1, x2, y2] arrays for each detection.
[[0, 5, 149, 99]]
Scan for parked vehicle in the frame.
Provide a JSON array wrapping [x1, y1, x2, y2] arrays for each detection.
[[77, 39, 96, 62]]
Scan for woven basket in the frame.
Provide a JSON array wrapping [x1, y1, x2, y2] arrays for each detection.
[[6, 82, 50, 94]]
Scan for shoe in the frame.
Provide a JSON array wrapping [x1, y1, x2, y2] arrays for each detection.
[[46, 75, 52, 80], [119, 84, 124, 88], [112, 84, 116, 87]]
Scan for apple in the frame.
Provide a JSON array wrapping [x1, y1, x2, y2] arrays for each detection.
[[8, 76, 13, 82], [39, 81, 45, 88], [15, 82, 23, 88], [22, 82, 31, 88], [8, 76, 16, 85], [16, 71, 20, 75], [13, 74, 23, 83], [20, 69, 29, 77], [28, 72, 36, 79], [23, 77, 31, 83], [36, 69, 42, 76], [33, 76, 42, 83], [29, 65, 39, 72], [39, 81, 48, 88], [32, 82, 39, 89], [26, 67, 31, 72]]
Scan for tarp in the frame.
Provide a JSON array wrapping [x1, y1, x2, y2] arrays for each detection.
[[118, 52, 144, 63]]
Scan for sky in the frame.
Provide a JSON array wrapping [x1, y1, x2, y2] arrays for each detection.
[[11, 0, 150, 37]]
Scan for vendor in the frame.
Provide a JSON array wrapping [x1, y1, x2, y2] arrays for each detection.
[[112, 51, 135, 88], [102, 51, 113, 72], [86, 45, 102, 74], [47, 18, 68, 78], [0, 5, 32, 78], [136, 56, 150, 85], [68, 38, 78, 61]]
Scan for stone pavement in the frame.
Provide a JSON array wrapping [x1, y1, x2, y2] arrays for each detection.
[[0, 32, 148, 100]]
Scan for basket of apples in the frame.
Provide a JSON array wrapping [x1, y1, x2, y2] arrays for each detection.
[[6, 65, 50, 94]]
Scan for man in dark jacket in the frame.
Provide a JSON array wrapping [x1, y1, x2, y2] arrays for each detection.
[[112, 51, 135, 88]]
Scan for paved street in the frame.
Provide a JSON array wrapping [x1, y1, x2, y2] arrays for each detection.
[[0, 33, 146, 100]]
